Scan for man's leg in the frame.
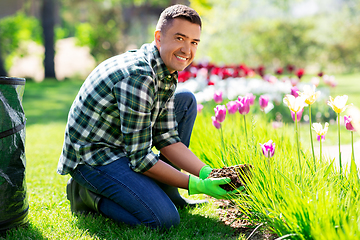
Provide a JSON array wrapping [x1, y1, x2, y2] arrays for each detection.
[[158, 88, 208, 208], [68, 159, 180, 229]]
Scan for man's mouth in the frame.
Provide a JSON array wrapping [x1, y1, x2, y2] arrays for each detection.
[[175, 55, 187, 61]]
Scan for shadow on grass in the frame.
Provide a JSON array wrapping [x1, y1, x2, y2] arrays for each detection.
[[72, 208, 238, 240], [22, 80, 83, 126], [0, 223, 46, 240]]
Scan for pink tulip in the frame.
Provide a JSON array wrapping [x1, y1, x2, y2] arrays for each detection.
[[213, 90, 223, 103], [260, 140, 275, 158], [237, 96, 250, 115], [317, 135, 325, 142], [246, 93, 256, 105], [291, 108, 304, 122], [344, 115, 355, 131], [197, 104, 204, 113], [291, 86, 299, 97], [259, 95, 269, 111], [214, 105, 226, 123], [211, 116, 221, 129], [226, 101, 239, 114]]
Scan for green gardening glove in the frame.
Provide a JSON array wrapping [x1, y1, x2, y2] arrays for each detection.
[[199, 165, 213, 180], [188, 175, 238, 199]]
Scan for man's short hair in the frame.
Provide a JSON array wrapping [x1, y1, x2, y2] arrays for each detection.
[[156, 4, 202, 33]]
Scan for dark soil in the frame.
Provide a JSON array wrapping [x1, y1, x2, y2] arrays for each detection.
[[208, 164, 253, 191]]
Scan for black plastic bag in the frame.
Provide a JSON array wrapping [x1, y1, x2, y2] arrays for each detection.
[[0, 77, 28, 232]]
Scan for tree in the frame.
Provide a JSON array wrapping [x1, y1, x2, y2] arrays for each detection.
[[41, 0, 56, 79]]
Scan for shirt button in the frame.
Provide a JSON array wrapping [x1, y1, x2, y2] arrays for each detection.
[[167, 75, 171, 79]]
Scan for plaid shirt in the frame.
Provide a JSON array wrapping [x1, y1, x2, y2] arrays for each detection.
[[57, 43, 181, 175]]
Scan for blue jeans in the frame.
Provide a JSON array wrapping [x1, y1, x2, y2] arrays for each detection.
[[70, 88, 197, 229]]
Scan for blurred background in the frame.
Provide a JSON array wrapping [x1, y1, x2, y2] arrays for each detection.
[[0, 0, 359, 81]]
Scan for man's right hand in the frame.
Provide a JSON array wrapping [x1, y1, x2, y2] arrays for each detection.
[[188, 175, 239, 199]]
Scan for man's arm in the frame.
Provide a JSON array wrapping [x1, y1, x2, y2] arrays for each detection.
[[143, 142, 206, 189]]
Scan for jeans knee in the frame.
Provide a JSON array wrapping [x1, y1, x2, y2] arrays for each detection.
[[158, 211, 180, 230]]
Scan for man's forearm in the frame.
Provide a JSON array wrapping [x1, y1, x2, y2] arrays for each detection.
[[159, 142, 206, 176]]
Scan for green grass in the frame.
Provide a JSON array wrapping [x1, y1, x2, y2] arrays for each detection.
[[2, 79, 242, 240], [3, 72, 360, 239]]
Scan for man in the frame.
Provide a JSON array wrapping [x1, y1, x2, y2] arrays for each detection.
[[57, 4, 240, 229]]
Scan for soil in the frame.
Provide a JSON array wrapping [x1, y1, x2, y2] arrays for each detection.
[[208, 165, 277, 239], [208, 164, 253, 191]]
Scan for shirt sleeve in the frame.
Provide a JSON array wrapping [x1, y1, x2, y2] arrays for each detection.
[[114, 74, 158, 173], [152, 94, 181, 150]]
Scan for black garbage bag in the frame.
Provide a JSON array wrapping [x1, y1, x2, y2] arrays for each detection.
[[0, 77, 28, 232]]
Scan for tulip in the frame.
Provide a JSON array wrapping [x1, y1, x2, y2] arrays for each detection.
[[291, 86, 299, 97], [227, 101, 239, 114], [237, 96, 251, 142], [197, 104, 204, 113], [312, 122, 329, 136], [283, 94, 306, 176], [298, 84, 321, 169], [211, 116, 221, 129], [213, 90, 223, 103], [312, 122, 329, 163], [291, 109, 303, 122], [327, 95, 351, 114], [237, 96, 250, 115], [296, 68, 305, 79], [299, 85, 321, 105], [344, 115, 356, 162], [246, 93, 256, 105], [328, 95, 352, 174], [311, 77, 320, 87], [347, 106, 360, 133], [260, 140, 275, 158], [259, 95, 269, 111], [214, 105, 226, 123], [344, 115, 355, 131], [317, 135, 325, 142], [283, 95, 306, 113]]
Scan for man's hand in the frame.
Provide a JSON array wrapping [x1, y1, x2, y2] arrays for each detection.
[[199, 165, 213, 179], [188, 175, 240, 199]]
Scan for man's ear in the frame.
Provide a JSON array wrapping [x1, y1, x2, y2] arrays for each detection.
[[154, 30, 161, 49]]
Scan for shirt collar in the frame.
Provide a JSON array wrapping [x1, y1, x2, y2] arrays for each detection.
[[144, 42, 178, 83]]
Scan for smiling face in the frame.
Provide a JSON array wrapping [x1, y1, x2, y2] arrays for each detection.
[[154, 18, 201, 73]]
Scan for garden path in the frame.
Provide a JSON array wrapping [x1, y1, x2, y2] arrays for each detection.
[[314, 141, 360, 170]]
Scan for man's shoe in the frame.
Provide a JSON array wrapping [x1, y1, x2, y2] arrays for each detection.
[[66, 178, 101, 214]]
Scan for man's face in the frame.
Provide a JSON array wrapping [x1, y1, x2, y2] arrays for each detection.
[[155, 18, 201, 73]]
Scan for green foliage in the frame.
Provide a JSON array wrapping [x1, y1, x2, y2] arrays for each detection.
[[191, 104, 360, 240], [0, 12, 42, 70], [193, 0, 360, 74]]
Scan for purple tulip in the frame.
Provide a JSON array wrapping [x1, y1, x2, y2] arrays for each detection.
[[214, 105, 226, 123], [227, 101, 239, 114], [344, 115, 355, 131], [291, 108, 304, 122], [246, 93, 256, 105], [259, 95, 269, 111], [317, 135, 325, 142], [211, 116, 221, 129], [291, 86, 299, 97], [260, 140, 275, 158], [213, 90, 223, 103], [237, 96, 250, 115]]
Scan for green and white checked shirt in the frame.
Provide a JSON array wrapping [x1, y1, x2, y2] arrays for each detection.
[[57, 43, 181, 175]]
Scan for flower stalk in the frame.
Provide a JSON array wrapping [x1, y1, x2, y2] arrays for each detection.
[[309, 105, 316, 171]]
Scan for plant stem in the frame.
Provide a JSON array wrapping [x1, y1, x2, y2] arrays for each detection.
[[220, 125, 226, 165], [309, 105, 316, 171], [243, 114, 248, 143], [351, 131, 355, 162], [320, 136, 322, 163], [338, 113, 342, 174], [295, 113, 302, 179]]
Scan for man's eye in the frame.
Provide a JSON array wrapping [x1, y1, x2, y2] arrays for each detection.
[[177, 37, 184, 41], [192, 42, 198, 46]]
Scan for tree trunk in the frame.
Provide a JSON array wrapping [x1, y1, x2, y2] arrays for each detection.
[[0, 47, 7, 76], [41, 0, 56, 79]]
